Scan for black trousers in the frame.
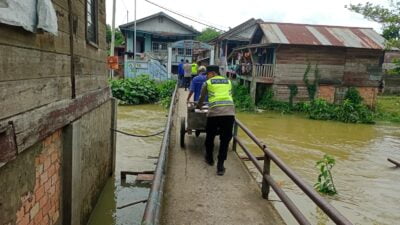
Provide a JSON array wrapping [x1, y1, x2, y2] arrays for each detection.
[[205, 116, 235, 163], [184, 77, 191, 89]]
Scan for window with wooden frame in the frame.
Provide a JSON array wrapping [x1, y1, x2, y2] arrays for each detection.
[[86, 0, 98, 46], [177, 48, 185, 56], [185, 48, 192, 56]]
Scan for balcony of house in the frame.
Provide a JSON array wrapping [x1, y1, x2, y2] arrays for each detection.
[[230, 45, 276, 84], [234, 63, 275, 84]]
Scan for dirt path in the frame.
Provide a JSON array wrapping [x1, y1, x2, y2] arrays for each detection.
[[161, 89, 285, 225]]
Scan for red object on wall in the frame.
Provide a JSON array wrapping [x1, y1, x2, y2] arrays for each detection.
[[107, 56, 119, 70]]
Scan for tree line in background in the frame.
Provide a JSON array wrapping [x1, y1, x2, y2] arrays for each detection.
[[106, 24, 124, 49], [195, 28, 221, 43], [347, 0, 400, 73]]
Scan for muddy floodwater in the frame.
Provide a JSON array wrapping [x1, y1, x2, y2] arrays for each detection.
[[87, 104, 166, 225], [87, 104, 399, 225], [236, 111, 400, 225]]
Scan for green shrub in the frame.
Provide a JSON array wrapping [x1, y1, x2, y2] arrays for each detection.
[[309, 99, 335, 120], [157, 80, 177, 108], [157, 80, 176, 99], [110, 75, 176, 106], [308, 98, 374, 124], [232, 83, 255, 111], [258, 89, 291, 113], [293, 102, 311, 113], [333, 100, 374, 124], [344, 87, 363, 105]]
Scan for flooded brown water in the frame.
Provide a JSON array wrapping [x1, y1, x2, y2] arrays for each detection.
[[87, 104, 166, 225], [236, 111, 400, 225], [88, 104, 399, 225]]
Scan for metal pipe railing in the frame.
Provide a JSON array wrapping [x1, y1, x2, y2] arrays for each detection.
[[141, 84, 178, 225], [234, 119, 352, 225], [235, 137, 311, 225]]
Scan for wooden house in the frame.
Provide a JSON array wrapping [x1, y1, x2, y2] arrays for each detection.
[[382, 50, 400, 94], [120, 12, 199, 60], [232, 22, 386, 107], [0, 1, 115, 225], [209, 18, 262, 71]]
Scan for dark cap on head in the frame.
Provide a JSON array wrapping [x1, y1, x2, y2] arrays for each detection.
[[206, 65, 220, 74]]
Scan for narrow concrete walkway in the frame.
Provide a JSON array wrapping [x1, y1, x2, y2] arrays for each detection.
[[161, 89, 285, 225]]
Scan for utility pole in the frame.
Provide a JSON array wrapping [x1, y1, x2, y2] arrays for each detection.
[[133, 0, 137, 76], [127, 10, 129, 23], [110, 0, 116, 78]]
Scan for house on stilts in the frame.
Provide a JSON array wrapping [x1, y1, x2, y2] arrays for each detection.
[[230, 22, 386, 107]]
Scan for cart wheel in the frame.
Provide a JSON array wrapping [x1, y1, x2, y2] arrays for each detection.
[[180, 117, 186, 148]]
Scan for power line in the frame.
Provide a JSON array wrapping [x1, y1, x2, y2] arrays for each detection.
[[120, 0, 129, 22], [120, 0, 128, 11], [144, 0, 226, 32]]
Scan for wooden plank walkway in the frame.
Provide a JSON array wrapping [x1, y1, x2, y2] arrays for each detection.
[[161, 89, 285, 225]]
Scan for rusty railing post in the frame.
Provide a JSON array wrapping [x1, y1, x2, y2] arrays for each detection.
[[232, 121, 238, 152], [261, 148, 271, 199]]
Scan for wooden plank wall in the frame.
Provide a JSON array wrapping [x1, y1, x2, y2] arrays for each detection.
[[0, 0, 109, 162], [274, 45, 383, 88], [343, 48, 382, 87], [274, 45, 346, 85]]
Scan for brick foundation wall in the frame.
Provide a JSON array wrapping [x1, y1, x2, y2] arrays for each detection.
[[15, 131, 61, 225], [358, 87, 378, 108], [318, 85, 335, 103]]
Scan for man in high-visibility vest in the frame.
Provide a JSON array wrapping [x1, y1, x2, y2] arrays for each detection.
[[191, 62, 199, 78], [197, 65, 235, 176]]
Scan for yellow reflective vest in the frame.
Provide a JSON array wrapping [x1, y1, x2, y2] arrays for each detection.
[[206, 76, 234, 108], [191, 63, 198, 75]]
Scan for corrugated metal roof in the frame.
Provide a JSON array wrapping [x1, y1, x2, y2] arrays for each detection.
[[210, 18, 262, 43], [259, 22, 386, 49]]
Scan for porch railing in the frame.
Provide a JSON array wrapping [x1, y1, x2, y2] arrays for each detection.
[[252, 64, 275, 78]]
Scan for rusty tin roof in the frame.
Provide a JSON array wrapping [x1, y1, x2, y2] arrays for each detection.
[[259, 22, 386, 49]]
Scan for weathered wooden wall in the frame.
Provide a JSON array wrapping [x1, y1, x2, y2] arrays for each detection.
[[343, 48, 382, 87], [383, 75, 400, 94], [275, 45, 345, 85], [0, 0, 109, 162], [271, 45, 382, 104], [0, 1, 114, 225], [383, 50, 400, 71]]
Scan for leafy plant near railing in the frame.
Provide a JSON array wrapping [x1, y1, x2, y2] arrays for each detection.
[[314, 154, 337, 196], [110, 75, 176, 106], [303, 62, 321, 101], [157, 80, 177, 108], [288, 84, 298, 108]]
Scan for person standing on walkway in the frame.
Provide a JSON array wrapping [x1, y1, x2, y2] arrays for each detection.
[[183, 60, 192, 91], [187, 66, 207, 102], [197, 65, 235, 176], [191, 61, 199, 78], [178, 59, 185, 87]]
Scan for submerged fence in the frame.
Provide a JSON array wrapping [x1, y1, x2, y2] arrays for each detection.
[[233, 119, 352, 225]]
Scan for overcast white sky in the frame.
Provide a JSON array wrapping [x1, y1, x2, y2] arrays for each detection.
[[106, 0, 389, 33]]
